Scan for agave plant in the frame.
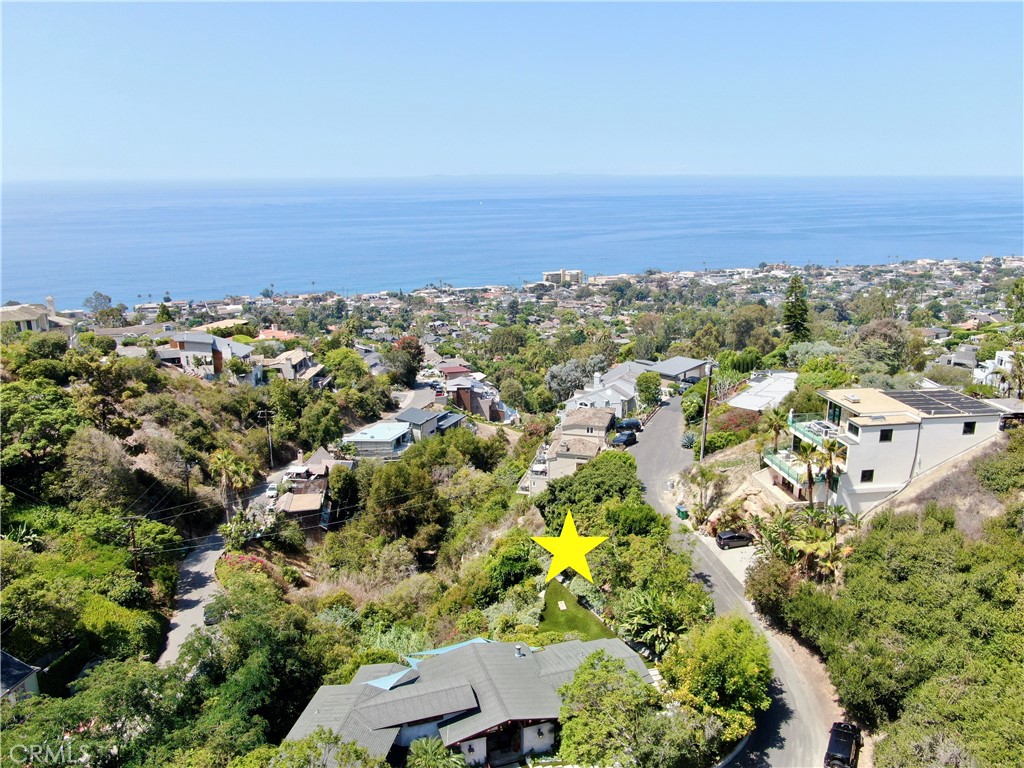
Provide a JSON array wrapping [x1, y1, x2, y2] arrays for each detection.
[[681, 431, 697, 449], [2, 523, 45, 553]]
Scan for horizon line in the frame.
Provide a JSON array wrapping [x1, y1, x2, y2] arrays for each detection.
[[5, 172, 1024, 185]]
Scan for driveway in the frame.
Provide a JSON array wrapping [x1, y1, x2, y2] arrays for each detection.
[[630, 398, 838, 768], [157, 533, 224, 666], [389, 381, 440, 414]]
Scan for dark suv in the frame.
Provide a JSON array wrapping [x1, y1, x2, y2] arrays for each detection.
[[616, 418, 642, 432], [824, 722, 862, 768]]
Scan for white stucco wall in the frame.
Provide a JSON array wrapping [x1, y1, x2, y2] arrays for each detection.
[[522, 721, 557, 755], [843, 422, 919, 495], [458, 737, 486, 766], [914, 415, 1000, 475], [396, 722, 441, 747]]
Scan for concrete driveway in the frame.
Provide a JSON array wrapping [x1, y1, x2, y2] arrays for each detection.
[[157, 533, 224, 666], [630, 398, 838, 767]]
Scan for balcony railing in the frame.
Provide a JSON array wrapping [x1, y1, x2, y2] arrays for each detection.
[[763, 448, 826, 487], [790, 414, 841, 447]]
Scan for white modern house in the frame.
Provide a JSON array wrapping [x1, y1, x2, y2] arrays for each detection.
[[760, 387, 1002, 515], [973, 349, 1016, 391]]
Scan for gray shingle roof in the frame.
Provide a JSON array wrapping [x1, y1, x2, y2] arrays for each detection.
[[286, 638, 652, 754], [0, 650, 37, 696], [396, 407, 439, 426], [647, 356, 707, 378], [357, 676, 477, 729]]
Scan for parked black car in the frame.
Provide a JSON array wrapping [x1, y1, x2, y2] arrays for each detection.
[[611, 431, 638, 447], [715, 530, 755, 549], [682, 375, 702, 385], [824, 722, 862, 768], [616, 418, 642, 432]]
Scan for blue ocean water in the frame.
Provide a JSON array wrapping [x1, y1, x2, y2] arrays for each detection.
[[2, 176, 1021, 307]]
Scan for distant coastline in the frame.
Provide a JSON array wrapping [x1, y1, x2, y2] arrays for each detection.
[[3, 176, 1021, 307]]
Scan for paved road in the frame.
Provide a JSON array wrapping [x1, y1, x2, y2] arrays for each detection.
[[157, 533, 224, 666], [629, 398, 834, 768]]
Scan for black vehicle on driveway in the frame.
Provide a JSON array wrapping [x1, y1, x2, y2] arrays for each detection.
[[715, 530, 755, 549], [824, 722, 862, 768], [616, 418, 642, 432], [612, 431, 638, 447]]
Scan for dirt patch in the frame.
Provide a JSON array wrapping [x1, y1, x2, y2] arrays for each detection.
[[470, 420, 522, 448]]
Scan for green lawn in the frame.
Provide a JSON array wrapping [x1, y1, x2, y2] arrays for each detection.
[[537, 580, 615, 640]]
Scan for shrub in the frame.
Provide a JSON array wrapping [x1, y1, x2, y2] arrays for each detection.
[[280, 565, 304, 587], [79, 594, 164, 659]]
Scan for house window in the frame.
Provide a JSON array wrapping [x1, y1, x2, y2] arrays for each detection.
[[879, 428, 893, 443], [860, 469, 874, 483], [586, 427, 594, 434], [827, 402, 842, 425], [963, 421, 976, 435], [828, 475, 839, 493], [848, 423, 860, 437]]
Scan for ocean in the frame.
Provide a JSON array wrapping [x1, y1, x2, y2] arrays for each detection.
[[2, 176, 1021, 307]]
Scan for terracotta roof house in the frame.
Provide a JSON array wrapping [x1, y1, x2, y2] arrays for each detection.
[[286, 638, 653, 766]]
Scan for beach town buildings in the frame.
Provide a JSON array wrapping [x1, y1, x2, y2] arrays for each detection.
[[540, 269, 585, 286], [758, 387, 1003, 515], [286, 637, 654, 767]]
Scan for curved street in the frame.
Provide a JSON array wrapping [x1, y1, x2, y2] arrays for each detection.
[[628, 397, 839, 768], [157, 533, 224, 666]]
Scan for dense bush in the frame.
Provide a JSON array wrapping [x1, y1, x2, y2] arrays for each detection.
[[771, 502, 1024, 766], [79, 594, 164, 659]]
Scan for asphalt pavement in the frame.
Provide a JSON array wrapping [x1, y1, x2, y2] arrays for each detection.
[[156, 533, 224, 666], [629, 397, 835, 768]]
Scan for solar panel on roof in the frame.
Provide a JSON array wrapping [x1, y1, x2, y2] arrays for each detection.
[[888, 390, 1001, 417]]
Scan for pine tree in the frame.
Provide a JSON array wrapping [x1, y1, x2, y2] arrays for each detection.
[[782, 276, 811, 342]]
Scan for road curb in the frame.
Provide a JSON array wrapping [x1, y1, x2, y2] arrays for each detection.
[[712, 733, 750, 768]]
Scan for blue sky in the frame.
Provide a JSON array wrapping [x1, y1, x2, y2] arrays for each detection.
[[3, 2, 1022, 180]]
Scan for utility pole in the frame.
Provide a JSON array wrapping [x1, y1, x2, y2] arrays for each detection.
[[127, 516, 141, 573], [699, 362, 714, 462], [177, 457, 197, 538], [258, 409, 275, 468]]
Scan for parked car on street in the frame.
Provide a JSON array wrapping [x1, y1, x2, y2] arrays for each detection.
[[611, 431, 638, 447], [823, 722, 862, 768], [616, 418, 642, 432], [266, 483, 279, 499], [715, 530, 755, 549]]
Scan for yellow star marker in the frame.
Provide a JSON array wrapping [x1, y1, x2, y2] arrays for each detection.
[[532, 511, 607, 583]]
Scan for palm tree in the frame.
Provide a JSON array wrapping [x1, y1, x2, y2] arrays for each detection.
[[824, 504, 850, 538], [617, 588, 712, 658], [209, 449, 255, 522], [407, 738, 466, 768], [794, 440, 822, 509], [763, 408, 789, 452], [688, 462, 720, 524], [1008, 346, 1024, 399], [819, 438, 846, 507]]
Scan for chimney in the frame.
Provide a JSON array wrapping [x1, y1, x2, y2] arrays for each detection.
[[593, 372, 602, 389], [46, 296, 56, 315], [297, 450, 304, 465], [514, 645, 526, 658]]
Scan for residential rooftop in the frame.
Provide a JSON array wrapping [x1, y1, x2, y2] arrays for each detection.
[[347, 422, 412, 442]]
